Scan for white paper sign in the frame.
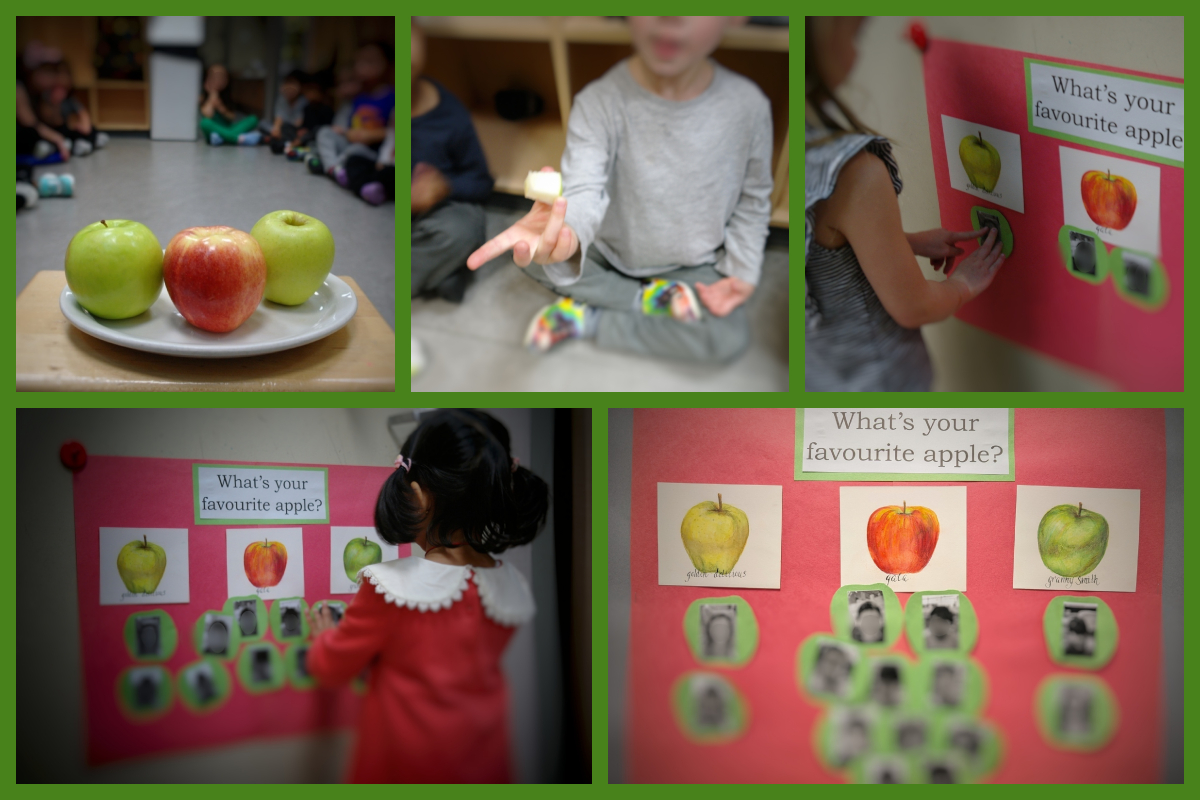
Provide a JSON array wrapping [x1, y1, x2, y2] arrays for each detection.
[[801, 408, 1011, 477], [840, 487, 968, 593], [226, 527, 305, 600], [329, 527, 401, 595], [1013, 486, 1140, 592], [99, 527, 190, 605], [657, 483, 782, 589], [196, 465, 328, 523], [1029, 60, 1183, 166], [941, 116, 1025, 213], [1059, 145, 1161, 254]]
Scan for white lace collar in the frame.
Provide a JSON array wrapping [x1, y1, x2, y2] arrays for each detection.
[[357, 557, 536, 627]]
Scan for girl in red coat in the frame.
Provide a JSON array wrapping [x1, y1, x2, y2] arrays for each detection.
[[306, 409, 549, 783]]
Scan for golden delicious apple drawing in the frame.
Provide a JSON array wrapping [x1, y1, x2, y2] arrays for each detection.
[[117, 535, 168, 593], [959, 131, 1001, 192], [681, 494, 750, 574]]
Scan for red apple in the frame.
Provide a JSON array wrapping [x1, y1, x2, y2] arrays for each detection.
[[244, 539, 287, 587], [866, 501, 940, 574], [1081, 169, 1137, 231], [163, 226, 266, 332]]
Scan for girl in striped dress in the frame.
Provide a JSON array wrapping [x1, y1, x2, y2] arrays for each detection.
[[804, 17, 1006, 391]]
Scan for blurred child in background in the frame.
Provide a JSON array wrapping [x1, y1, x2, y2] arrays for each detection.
[[343, 109, 394, 205], [288, 73, 335, 158], [264, 69, 307, 153], [199, 64, 261, 146], [316, 42, 394, 183], [37, 61, 107, 157], [410, 20, 493, 303], [17, 42, 72, 163]]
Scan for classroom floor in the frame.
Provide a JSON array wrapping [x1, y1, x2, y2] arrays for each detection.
[[16, 136, 396, 330], [411, 198, 789, 392]]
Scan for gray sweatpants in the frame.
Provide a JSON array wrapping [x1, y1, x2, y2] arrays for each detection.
[[524, 249, 750, 364], [315, 126, 377, 171], [411, 201, 486, 296]]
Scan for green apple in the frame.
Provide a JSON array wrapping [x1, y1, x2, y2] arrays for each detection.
[[65, 219, 163, 319], [1037, 502, 1109, 578], [959, 131, 1002, 193], [343, 536, 383, 581], [680, 494, 750, 574], [250, 210, 335, 305], [117, 534, 168, 593]]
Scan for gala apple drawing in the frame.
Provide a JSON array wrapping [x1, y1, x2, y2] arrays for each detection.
[[1037, 502, 1109, 578], [959, 131, 1002, 193], [163, 226, 266, 332], [116, 534, 168, 594], [244, 539, 288, 588], [1081, 169, 1137, 231], [250, 210, 336, 306], [64, 219, 163, 320], [866, 502, 940, 574], [680, 494, 750, 575]]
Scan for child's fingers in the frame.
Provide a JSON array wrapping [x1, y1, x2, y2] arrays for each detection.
[[536, 198, 566, 261], [546, 226, 575, 263], [950, 228, 988, 242], [467, 228, 523, 270]]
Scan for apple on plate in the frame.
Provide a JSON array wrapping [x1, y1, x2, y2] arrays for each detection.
[[251, 210, 335, 305], [117, 534, 168, 593], [343, 536, 383, 582], [866, 501, 940, 574], [163, 226, 266, 332], [1081, 169, 1137, 230], [65, 219, 163, 319], [1038, 502, 1109, 577], [680, 494, 750, 574], [244, 539, 288, 588], [959, 131, 1001, 193]]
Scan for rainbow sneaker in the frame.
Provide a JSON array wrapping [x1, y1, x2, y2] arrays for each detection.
[[639, 279, 702, 322], [523, 298, 591, 353]]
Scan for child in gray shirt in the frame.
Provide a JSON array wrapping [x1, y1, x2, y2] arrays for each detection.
[[468, 17, 773, 364]]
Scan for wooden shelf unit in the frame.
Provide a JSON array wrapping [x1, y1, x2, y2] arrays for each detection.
[[418, 16, 790, 228]]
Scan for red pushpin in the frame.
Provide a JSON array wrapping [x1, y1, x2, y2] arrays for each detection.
[[60, 440, 87, 471], [908, 21, 928, 53]]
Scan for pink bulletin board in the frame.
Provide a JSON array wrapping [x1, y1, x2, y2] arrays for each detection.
[[627, 408, 1165, 783], [922, 39, 1182, 391], [72, 455, 403, 765]]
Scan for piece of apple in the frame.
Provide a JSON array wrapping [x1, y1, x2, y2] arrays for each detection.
[[524, 170, 562, 204]]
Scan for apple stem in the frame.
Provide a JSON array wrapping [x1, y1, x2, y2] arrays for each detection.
[[1078, 502, 1083, 518], [978, 131, 983, 146], [101, 220, 108, 228], [143, 534, 147, 547], [903, 501, 907, 514], [717, 493, 723, 512]]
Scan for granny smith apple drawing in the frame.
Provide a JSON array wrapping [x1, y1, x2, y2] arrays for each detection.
[[250, 210, 336, 306], [116, 534, 168, 594], [1038, 502, 1109, 578], [343, 536, 383, 582], [680, 494, 749, 574], [65, 219, 163, 319], [959, 131, 1002, 193], [1081, 170, 1137, 231]]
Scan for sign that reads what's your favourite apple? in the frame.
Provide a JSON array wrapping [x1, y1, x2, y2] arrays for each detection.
[[193, 464, 329, 524], [796, 408, 1014, 481]]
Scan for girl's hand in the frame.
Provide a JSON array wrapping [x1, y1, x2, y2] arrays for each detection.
[[307, 601, 338, 637], [694, 276, 754, 317], [467, 168, 578, 269], [411, 162, 451, 215], [947, 226, 1005, 300], [907, 227, 988, 271], [333, 125, 347, 136]]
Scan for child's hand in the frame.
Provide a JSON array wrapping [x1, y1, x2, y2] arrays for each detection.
[[307, 601, 337, 637], [947, 226, 1005, 299], [694, 276, 754, 317], [907, 227, 988, 271], [333, 125, 347, 136], [411, 163, 451, 215], [467, 171, 578, 269]]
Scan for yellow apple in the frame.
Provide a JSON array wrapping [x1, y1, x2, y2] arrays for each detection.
[[681, 494, 750, 574]]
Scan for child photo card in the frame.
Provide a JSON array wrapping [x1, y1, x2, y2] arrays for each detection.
[[99, 527, 190, 605], [657, 483, 782, 589], [1013, 485, 1140, 592], [226, 527, 305, 600], [941, 115, 1025, 213], [840, 486, 968, 593]]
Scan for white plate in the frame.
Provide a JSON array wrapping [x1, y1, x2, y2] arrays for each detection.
[[60, 275, 358, 358]]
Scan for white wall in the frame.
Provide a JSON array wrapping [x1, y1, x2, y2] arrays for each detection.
[[836, 16, 1183, 390]]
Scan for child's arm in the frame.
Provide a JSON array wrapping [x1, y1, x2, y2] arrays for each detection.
[[346, 127, 387, 145], [821, 150, 1005, 329], [446, 115, 494, 202], [305, 584, 392, 686]]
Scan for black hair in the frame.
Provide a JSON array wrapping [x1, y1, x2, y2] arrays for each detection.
[[856, 601, 881, 617], [1068, 617, 1089, 635], [360, 40, 395, 65], [929, 605, 954, 622], [375, 409, 549, 554], [878, 665, 899, 682], [283, 69, 306, 84]]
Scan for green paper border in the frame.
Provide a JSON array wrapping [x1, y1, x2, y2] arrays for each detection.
[[911, 654, 988, 717], [1042, 595, 1119, 670], [192, 463, 330, 525], [122, 608, 178, 662], [192, 609, 242, 662], [669, 670, 749, 744], [682, 595, 759, 668], [829, 584, 903, 651], [236, 641, 286, 694], [1034, 674, 1119, 751], [1057, 224, 1110, 285], [904, 590, 979, 657], [1024, 58, 1184, 168], [1109, 247, 1169, 311], [268, 596, 312, 642], [222, 594, 269, 643], [969, 206, 1014, 258], [176, 658, 232, 714], [796, 633, 869, 705], [794, 409, 1016, 481], [114, 664, 174, 722], [285, 642, 317, 690]]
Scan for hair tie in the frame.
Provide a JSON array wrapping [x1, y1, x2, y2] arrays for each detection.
[[394, 454, 412, 471], [511, 456, 519, 473]]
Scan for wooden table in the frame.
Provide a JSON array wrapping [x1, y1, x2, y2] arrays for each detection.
[[16, 272, 395, 392]]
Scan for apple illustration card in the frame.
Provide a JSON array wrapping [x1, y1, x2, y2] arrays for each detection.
[[839, 486, 968, 593], [657, 483, 783, 589], [99, 527, 190, 605], [1059, 146, 1160, 254], [1013, 486, 1140, 592], [941, 115, 1024, 213], [330, 526, 402, 594], [226, 527, 305, 600]]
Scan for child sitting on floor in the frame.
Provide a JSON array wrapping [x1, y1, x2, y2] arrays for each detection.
[[264, 69, 307, 153], [199, 64, 261, 146], [467, 16, 772, 363], [38, 61, 108, 157], [289, 73, 334, 157], [316, 42, 394, 184], [343, 110, 395, 205]]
